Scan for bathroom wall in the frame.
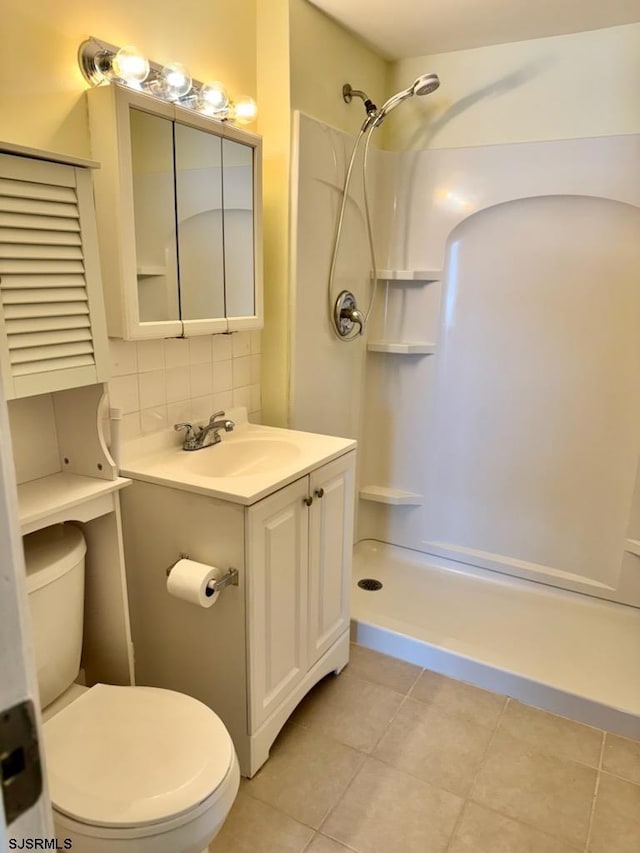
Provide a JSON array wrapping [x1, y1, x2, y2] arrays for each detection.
[[0, 0, 257, 158], [384, 23, 640, 151], [257, 0, 389, 427]]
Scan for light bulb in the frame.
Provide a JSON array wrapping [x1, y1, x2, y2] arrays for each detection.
[[231, 96, 257, 125], [111, 45, 150, 85], [197, 81, 229, 117], [160, 62, 192, 99]]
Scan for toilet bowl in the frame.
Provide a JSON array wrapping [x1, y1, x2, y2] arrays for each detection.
[[24, 524, 239, 852]]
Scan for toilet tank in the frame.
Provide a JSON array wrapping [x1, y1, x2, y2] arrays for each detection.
[[23, 524, 87, 709]]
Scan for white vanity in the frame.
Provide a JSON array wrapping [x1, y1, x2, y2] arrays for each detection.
[[118, 411, 356, 777]]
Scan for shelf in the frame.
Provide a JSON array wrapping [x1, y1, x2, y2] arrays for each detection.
[[368, 341, 436, 355], [375, 269, 441, 282], [360, 486, 423, 506], [18, 473, 131, 535], [137, 265, 167, 277]]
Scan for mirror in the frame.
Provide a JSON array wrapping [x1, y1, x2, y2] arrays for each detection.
[[130, 109, 179, 323], [223, 138, 255, 319], [129, 108, 256, 328]]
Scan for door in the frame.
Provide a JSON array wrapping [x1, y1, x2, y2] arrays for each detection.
[[308, 452, 355, 664], [246, 477, 309, 732], [0, 376, 52, 844]]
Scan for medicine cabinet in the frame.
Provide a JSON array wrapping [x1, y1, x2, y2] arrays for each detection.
[[86, 84, 263, 340]]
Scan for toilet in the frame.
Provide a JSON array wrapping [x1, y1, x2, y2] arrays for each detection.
[[24, 523, 239, 853]]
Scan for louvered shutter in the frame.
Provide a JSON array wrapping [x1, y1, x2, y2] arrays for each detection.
[[0, 152, 109, 398]]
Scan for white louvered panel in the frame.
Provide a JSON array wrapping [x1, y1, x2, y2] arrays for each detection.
[[8, 315, 90, 333], [0, 152, 108, 398], [0, 197, 79, 218], [0, 243, 83, 260], [0, 212, 80, 232], [0, 178, 77, 203], [3, 301, 90, 319], [2, 287, 88, 304], [12, 354, 95, 377], [0, 228, 82, 246], [10, 327, 92, 348], [0, 274, 86, 289], [10, 340, 94, 364]]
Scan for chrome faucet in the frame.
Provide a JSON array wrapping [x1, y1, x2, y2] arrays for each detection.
[[174, 411, 235, 451]]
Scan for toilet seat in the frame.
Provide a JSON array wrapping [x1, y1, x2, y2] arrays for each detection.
[[43, 683, 234, 829]]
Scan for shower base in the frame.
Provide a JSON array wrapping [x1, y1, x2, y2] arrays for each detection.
[[351, 539, 640, 738]]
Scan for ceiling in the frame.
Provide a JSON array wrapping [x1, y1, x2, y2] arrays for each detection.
[[308, 0, 640, 59]]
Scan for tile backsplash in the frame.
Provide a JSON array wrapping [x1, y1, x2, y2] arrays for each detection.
[[109, 331, 261, 440]]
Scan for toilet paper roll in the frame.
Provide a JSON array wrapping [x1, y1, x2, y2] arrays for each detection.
[[166, 558, 223, 608]]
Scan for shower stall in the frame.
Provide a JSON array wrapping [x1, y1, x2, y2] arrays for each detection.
[[289, 97, 640, 737]]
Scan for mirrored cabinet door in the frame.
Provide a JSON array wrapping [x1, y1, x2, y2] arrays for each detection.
[[87, 84, 262, 340], [175, 123, 225, 322], [130, 109, 180, 323], [223, 138, 255, 320]]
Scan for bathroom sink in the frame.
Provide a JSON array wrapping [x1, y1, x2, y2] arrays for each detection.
[[177, 437, 302, 478], [120, 409, 357, 505]]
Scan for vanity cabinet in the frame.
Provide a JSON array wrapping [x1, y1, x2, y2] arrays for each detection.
[[247, 454, 353, 731], [86, 84, 263, 340], [119, 442, 355, 777], [0, 144, 110, 399]]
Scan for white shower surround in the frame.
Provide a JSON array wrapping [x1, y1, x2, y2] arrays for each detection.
[[290, 114, 640, 727]]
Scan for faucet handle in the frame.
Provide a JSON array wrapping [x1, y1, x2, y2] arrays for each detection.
[[174, 422, 196, 440], [209, 410, 225, 423]]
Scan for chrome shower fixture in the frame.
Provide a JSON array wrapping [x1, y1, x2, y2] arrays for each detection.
[[373, 73, 440, 126], [342, 83, 377, 116]]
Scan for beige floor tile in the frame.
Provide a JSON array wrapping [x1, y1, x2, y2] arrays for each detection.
[[589, 772, 640, 853], [471, 730, 597, 847], [209, 790, 314, 852], [290, 672, 404, 753], [373, 697, 493, 796], [306, 835, 354, 853], [347, 643, 422, 694], [602, 732, 640, 784], [244, 722, 364, 829], [321, 757, 463, 853], [448, 801, 582, 852], [410, 669, 506, 728], [499, 700, 603, 767]]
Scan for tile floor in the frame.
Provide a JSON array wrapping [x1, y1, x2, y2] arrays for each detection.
[[210, 643, 640, 853]]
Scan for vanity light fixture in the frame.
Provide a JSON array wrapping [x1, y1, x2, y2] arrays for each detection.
[[78, 36, 256, 125]]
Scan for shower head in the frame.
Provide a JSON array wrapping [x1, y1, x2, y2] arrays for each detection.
[[374, 73, 440, 124]]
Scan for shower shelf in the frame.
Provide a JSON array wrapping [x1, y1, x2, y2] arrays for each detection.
[[375, 269, 441, 282], [359, 486, 424, 506], [137, 265, 167, 277], [624, 539, 640, 557], [367, 341, 436, 354]]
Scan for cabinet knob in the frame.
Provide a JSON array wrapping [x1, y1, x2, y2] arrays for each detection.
[[314, 488, 325, 499], [303, 496, 313, 507]]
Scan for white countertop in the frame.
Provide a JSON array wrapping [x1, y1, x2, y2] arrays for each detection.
[[120, 412, 356, 506]]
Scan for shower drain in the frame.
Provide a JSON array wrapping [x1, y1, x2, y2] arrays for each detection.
[[357, 578, 383, 591]]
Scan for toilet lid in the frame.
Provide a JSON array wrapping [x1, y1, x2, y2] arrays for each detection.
[[43, 684, 234, 828]]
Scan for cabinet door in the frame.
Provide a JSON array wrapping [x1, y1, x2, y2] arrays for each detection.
[[308, 452, 355, 664], [247, 476, 309, 732]]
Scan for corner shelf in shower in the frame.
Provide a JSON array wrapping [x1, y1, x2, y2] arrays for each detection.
[[375, 269, 441, 282], [624, 539, 640, 557], [367, 341, 436, 355], [359, 485, 424, 506], [137, 265, 167, 277]]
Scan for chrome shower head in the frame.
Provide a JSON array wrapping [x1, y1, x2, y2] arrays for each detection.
[[375, 72, 440, 124]]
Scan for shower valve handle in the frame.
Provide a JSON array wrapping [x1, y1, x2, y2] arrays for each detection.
[[334, 291, 365, 337], [340, 306, 365, 335]]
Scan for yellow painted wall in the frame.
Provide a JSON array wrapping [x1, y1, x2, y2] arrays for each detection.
[[385, 23, 640, 150], [256, 0, 292, 427], [289, 0, 389, 136], [0, 0, 257, 158]]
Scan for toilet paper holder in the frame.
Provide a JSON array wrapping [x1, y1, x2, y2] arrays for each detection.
[[166, 554, 239, 598]]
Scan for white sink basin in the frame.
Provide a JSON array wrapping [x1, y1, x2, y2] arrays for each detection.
[[178, 437, 302, 478], [120, 410, 357, 505]]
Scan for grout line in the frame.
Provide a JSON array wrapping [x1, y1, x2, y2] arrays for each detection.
[[584, 730, 606, 852], [443, 695, 511, 852]]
